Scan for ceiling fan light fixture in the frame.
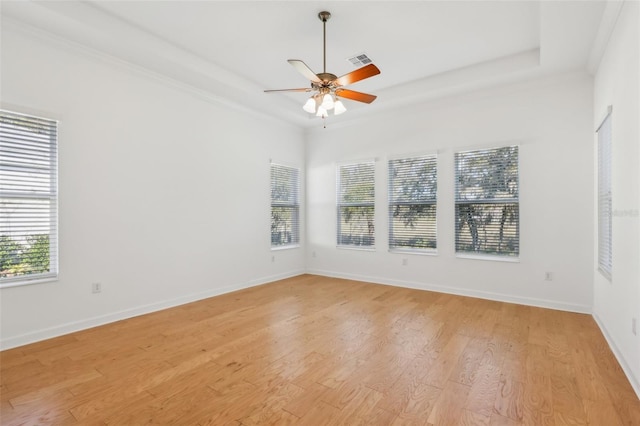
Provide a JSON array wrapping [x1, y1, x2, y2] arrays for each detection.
[[263, 10, 380, 126], [303, 97, 317, 113], [334, 99, 347, 115], [321, 93, 334, 110], [316, 105, 328, 118]]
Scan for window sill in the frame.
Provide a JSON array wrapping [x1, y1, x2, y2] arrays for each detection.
[[271, 244, 301, 251], [337, 245, 376, 252], [456, 253, 519, 263], [389, 248, 438, 256], [0, 275, 59, 289]]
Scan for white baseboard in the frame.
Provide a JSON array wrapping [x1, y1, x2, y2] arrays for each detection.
[[0, 269, 304, 351], [592, 312, 640, 400], [306, 269, 592, 314]]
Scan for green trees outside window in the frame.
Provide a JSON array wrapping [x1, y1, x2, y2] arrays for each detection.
[[0, 235, 50, 277], [388, 155, 437, 251], [455, 146, 519, 256], [337, 162, 375, 247]]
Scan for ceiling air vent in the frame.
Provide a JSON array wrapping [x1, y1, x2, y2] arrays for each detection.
[[347, 53, 373, 67]]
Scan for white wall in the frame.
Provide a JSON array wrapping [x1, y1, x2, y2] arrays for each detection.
[[593, 1, 640, 397], [306, 72, 594, 313], [0, 24, 306, 349]]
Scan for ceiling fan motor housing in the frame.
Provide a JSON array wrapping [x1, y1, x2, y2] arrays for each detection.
[[318, 11, 331, 22]]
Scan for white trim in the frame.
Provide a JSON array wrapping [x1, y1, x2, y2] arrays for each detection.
[[2, 17, 300, 132], [0, 270, 305, 350], [387, 150, 439, 161], [271, 244, 301, 251], [592, 312, 640, 400], [336, 245, 376, 252], [388, 248, 438, 256], [306, 269, 591, 314], [456, 253, 520, 263], [0, 275, 58, 289], [454, 141, 524, 156], [269, 159, 301, 170], [336, 157, 378, 167]]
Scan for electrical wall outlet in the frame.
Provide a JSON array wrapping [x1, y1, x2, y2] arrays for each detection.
[[545, 272, 553, 281], [92, 282, 102, 294], [633, 318, 637, 336]]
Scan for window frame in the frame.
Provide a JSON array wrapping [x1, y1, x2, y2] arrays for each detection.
[[388, 154, 438, 254], [0, 109, 59, 287], [454, 145, 520, 260], [270, 162, 300, 250], [597, 107, 612, 280], [336, 160, 376, 250]]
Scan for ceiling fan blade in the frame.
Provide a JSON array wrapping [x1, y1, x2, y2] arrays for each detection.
[[334, 64, 380, 87], [335, 89, 377, 104], [288, 60, 322, 83], [264, 88, 313, 93]]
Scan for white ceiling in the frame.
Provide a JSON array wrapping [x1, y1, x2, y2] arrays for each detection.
[[1, 1, 611, 128]]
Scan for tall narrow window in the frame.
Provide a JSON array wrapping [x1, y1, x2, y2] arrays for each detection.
[[337, 161, 375, 248], [597, 109, 612, 279], [455, 146, 519, 257], [388, 155, 437, 251], [0, 110, 58, 286], [271, 164, 300, 248]]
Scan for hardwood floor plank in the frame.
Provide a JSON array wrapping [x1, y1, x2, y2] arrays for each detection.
[[356, 407, 398, 425], [1, 275, 638, 425], [422, 333, 470, 389], [295, 400, 342, 426], [387, 382, 441, 425], [522, 344, 554, 426], [490, 412, 522, 425], [464, 363, 502, 418], [449, 337, 489, 386], [426, 380, 470, 425], [235, 380, 304, 425], [583, 398, 624, 426], [374, 355, 437, 414], [459, 409, 491, 426], [282, 381, 331, 419], [493, 374, 524, 422]]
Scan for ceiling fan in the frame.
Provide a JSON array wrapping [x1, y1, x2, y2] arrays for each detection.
[[264, 11, 381, 119]]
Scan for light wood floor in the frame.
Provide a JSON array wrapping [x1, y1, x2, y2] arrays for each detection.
[[1, 275, 639, 425]]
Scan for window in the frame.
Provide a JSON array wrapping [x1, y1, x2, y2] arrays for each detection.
[[270, 163, 300, 248], [388, 155, 437, 251], [455, 146, 519, 257], [1, 110, 58, 286], [597, 109, 612, 279], [337, 161, 375, 247]]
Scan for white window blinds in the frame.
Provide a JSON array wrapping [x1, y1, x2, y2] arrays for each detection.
[[337, 162, 375, 247], [388, 155, 437, 251], [0, 110, 58, 285], [597, 111, 612, 279], [271, 164, 300, 248], [455, 146, 519, 257]]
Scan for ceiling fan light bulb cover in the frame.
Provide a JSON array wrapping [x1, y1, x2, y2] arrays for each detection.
[[316, 106, 328, 117], [334, 100, 347, 115], [303, 97, 317, 113], [321, 94, 334, 110]]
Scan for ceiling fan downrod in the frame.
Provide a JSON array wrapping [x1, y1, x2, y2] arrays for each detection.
[[318, 11, 331, 74]]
